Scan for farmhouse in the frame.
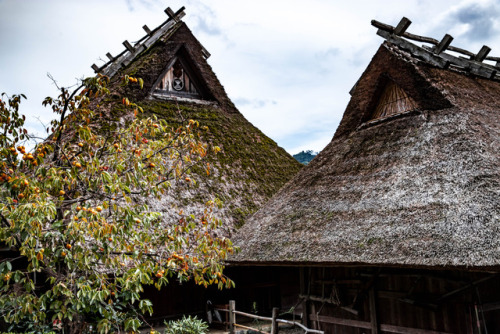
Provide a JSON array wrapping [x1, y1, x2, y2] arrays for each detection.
[[228, 18, 500, 333], [90, 7, 302, 230]]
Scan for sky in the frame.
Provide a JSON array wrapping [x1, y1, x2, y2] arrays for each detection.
[[1, 0, 500, 154]]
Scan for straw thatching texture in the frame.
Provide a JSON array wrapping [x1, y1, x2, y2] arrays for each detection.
[[231, 43, 500, 268], [92, 21, 302, 230]]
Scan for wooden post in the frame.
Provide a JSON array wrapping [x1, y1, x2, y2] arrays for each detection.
[[91, 64, 100, 72], [123, 40, 135, 53], [105, 52, 115, 61], [142, 25, 152, 36], [299, 268, 310, 328], [394, 17, 411, 35], [271, 307, 279, 334], [435, 34, 453, 54], [164, 7, 175, 19], [474, 45, 491, 62], [369, 286, 379, 334], [229, 300, 235, 334]]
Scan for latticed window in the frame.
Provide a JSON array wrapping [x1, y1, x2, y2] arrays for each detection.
[[372, 81, 417, 119]]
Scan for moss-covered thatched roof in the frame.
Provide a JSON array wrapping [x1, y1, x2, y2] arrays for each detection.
[[94, 12, 302, 229], [230, 42, 500, 269]]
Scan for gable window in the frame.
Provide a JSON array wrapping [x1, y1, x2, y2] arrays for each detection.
[[372, 81, 417, 119], [154, 58, 201, 98]]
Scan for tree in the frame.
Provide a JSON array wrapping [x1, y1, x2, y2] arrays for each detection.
[[0, 75, 235, 333]]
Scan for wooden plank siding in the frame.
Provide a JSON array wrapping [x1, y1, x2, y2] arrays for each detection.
[[139, 266, 500, 333], [215, 266, 500, 334], [297, 267, 500, 334]]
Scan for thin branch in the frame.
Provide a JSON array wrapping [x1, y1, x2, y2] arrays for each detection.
[[0, 212, 21, 247]]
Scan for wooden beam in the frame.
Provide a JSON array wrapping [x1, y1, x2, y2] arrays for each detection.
[[201, 46, 211, 59], [469, 62, 497, 79], [371, 18, 489, 61], [314, 279, 362, 285], [371, 19, 396, 33], [123, 40, 135, 53], [298, 294, 340, 305], [300, 268, 311, 328], [371, 19, 439, 44], [142, 25, 153, 36], [91, 64, 100, 72], [422, 45, 498, 78], [369, 286, 379, 334], [165, 6, 185, 21], [174, 6, 186, 17], [394, 17, 412, 36], [381, 323, 453, 334], [377, 29, 449, 69], [435, 275, 496, 303], [310, 314, 371, 330], [105, 52, 114, 61], [481, 301, 500, 312], [164, 7, 175, 19], [474, 45, 491, 62], [398, 297, 438, 310], [435, 34, 453, 54], [310, 314, 453, 334]]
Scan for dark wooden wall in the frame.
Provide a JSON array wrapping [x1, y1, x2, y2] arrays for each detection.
[[142, 265, 500, 333], [293, 266, 500, 334]]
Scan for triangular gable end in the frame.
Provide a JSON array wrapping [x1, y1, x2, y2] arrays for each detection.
[[333, 44, 452, 139], [151, 46, 214, 102], [371, 80, 418, 119]]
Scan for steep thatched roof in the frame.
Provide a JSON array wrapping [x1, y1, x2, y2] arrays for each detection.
[[92, 9, 302, 228], [230, 41, 500, 269]]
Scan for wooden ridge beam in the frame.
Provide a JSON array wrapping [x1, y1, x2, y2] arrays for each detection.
[[371, 19, 439, 44], [92, 7, 186, 77], [377, 29, 449, 69], [422, 45, 498, 78], [372, 17, 499, 71]]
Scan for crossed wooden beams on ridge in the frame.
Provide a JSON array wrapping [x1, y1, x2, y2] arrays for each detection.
[[372, 17, 500, 79], [90, 7, 210, 78]]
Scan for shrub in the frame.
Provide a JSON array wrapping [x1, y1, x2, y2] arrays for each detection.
[[163, 316, 208, 334]]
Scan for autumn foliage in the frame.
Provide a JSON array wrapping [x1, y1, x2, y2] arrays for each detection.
[[0, 75, 234, 333]]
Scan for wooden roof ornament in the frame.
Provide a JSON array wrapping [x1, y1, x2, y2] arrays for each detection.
[[371, 17, 500, 79], [229, 17, 500, 269], [91, 7, 188, 77]]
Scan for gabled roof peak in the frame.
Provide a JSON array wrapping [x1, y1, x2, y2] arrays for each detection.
[[372, 17, 500, 80], [90, 7, 210, 79]]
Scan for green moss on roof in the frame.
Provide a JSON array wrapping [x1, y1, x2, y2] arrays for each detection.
[[138, 100, 302, 227], [95, 21, 302, 229]]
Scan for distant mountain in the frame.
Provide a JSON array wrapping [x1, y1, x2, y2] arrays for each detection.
[[293, 150, 317, 165]]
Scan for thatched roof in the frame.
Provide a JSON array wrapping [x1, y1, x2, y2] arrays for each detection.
[[230, 41, 500, 269], [92, 9, 302, 229]]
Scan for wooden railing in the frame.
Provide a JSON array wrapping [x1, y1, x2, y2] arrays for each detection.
[[216, 300, 324, 334]]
